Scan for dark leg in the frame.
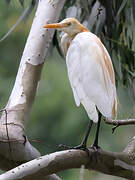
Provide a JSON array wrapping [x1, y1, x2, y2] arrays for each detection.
[[91, 111, 102, 149], [59, 119, 93, 151], [74, 120, 93, 150]]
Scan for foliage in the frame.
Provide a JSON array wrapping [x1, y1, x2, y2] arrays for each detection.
[[3, 0, 135, 91], [62, 0, 135, 90]]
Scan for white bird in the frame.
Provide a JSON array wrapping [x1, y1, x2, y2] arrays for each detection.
[[44, 18, 117, 150]]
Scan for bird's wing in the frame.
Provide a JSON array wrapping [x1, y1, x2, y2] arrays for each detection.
[[96, 40, 117, 118], [66, 38, 98, 122], [66, 32, 117, 120]]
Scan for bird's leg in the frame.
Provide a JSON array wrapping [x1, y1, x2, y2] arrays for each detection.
[[59, 120, 93, 154], [73, 120, 93, 150], [91, 111, 102, 150]]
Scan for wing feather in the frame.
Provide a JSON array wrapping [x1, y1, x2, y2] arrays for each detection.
[[66, 40, 98, 122], [66, 32, 117, 120]]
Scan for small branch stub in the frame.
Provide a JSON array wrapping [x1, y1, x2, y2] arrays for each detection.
[[104, 118, 135, 133]]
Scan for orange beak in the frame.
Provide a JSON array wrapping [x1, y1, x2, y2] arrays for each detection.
[[44, 23, 67, 29]]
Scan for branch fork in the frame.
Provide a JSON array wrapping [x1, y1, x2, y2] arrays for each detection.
[[104, 118, 135, 133]]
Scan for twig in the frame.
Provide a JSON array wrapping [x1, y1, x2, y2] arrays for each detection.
[[105, 118, 135, 125], [4, 110, 13, 160], [104, 118, 135, 133], [112, 125, 120, 134], [3, 122, 25, 131], [1, 109, 56, 148], [0, 109, 14, 161], [0, 139, 25, 143], [95, 7, 103, 19]]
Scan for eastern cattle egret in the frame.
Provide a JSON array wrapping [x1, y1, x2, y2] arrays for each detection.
[[44, 18, 117, 150]]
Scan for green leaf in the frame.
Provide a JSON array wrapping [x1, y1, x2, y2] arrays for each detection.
[[0, 0, 37, 42], [116, 0, 128, 17]]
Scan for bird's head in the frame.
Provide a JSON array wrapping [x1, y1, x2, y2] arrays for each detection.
[[44, 18, 89, 36]]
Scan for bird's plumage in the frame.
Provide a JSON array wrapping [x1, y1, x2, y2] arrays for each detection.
[[66, 32, 117, 122], [44, 18, 117, 123]]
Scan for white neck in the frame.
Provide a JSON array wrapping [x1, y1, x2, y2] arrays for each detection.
[[61, 33, 73, 57]]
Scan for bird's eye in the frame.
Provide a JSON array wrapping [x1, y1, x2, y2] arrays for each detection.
[[67, 22, 71, 26]]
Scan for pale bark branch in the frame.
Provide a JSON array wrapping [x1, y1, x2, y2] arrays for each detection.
[[0, 136, 135, 180], [0, 1, 65, 179]]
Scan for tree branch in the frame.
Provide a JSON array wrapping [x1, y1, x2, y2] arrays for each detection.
[[104, 118, 135, 133], [105, 118, 135, 126], [0, 1, 66, 179], [0, 136, 135, 180]]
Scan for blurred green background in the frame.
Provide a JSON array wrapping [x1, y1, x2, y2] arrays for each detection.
[[0, 1, 135, 179]]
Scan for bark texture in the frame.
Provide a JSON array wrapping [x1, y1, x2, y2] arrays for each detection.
[[0, 0, 65, 179]]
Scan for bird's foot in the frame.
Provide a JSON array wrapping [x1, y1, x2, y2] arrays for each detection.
[[58, 144, 72, 150], [59, 143, 90, 156], [73, 144, 90, 156]]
